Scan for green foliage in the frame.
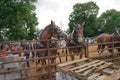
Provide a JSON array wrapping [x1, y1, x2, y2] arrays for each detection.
[[68, 1, 120, 37], [66, 28, 71, 34], [0, 0, 38, 41], [68, 1, 99, 37], [98, 9, 120, 34]]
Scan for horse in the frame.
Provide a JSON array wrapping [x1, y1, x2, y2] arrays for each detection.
[[36, 20, 67, 66], [95, 28, 120, 55], [66, 22, 87, 60], [95, 33, 113, 55]]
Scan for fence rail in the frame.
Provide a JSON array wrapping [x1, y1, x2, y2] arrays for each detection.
[[0, 37, 120, 80]]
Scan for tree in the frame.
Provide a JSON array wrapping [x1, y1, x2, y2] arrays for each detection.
[[0, 0, 38, 41], [68, 1, 99, 37], [98, 9, 120, 34]]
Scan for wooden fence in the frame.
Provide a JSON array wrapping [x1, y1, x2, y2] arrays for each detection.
[[0, 37, 120, 80]]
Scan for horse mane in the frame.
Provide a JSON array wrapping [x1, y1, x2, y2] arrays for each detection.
[[44, 24, 51, 30], [71, 30, 75, 40], [43, 20, 55, 31], [37, 29, 44, 40]]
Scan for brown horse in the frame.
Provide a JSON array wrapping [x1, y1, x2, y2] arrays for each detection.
[[95, 33, 113, 55], [36, 20, 67, 66], [66, 22, 87, 60], [95, 29, 120, 55]]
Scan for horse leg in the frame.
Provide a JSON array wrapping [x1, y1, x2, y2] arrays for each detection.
[[37, 52, 41, 63], [71, 52, 74, 60], [66, 49, 68, 62], [36, 52, 43, 66], [57, 52, 61, 63], [51, 50, 58, 73], [101, 45, 105, 55], [51, 57, 56, 65], [60, 49, 63, 62], [36, 52, 39, 66], [37, 51, 47, 65], [35, 53, 38, 66], [44, 51, 49, 65], [84, 47, 87, 58], [41, 59, 47, 80], [51, 57, 56, 73], [98, 44, 105, 55], [57, 48, 67, 62], [41, 53, 46, 65], [43, 58, 46, 65], [117, 48, 120, 56], [80, 53, 83, 59], [36, 53, 39, 65], [80, 47, 87, 59], [97, 45, 101, 55], [79, 48, 83, 59], [108, 46, 113, 55]]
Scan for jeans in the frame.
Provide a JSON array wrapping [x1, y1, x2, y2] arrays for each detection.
[[31, 51, 35, 62], [24, 51, 35, 67], [32, 51, 35, 58], [24, 52, 30, 67]]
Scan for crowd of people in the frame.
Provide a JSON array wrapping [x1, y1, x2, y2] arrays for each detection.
[[0, 39, 36, 67]]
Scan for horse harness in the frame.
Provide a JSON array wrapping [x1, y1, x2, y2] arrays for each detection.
[[38, 28, 58, 48], [69, 30, 86, 53]]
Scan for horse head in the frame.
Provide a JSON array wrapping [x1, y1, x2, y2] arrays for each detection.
[[38, 20, 67, 47], [49, 20, 67, 39], [72, 21, 85, 44]]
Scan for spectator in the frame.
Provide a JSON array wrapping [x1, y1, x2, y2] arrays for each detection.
[[21, 39, 30, 67], [29, 39, 36, 62], [24, 48, 30, 67], [0, 43, 9, 57]]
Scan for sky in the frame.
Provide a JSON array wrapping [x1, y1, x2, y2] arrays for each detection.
[[35, 0, 120, 31]]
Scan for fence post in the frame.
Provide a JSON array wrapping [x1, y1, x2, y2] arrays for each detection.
[[112, 36, 114, 62], [85, 38, 89, 58], [47, 39, 52, 80]]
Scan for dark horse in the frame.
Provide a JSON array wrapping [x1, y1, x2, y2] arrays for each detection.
[[36, 20, 67, 66], [66, 22, 87, 60], [95, 28, 120, 55]]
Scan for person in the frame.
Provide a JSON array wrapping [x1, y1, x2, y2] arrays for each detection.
[[0, 43, 9, 57], [21, 39, 30, 67], [24, 48, 30, 67], [10, 43, 17, 54], [29, 39, 36, 62]]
